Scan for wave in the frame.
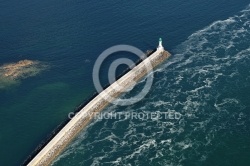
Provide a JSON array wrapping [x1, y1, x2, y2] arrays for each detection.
[[52, 4, 250, 166]]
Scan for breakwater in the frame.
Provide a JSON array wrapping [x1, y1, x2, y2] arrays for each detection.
[[26, 47, 170, 166]]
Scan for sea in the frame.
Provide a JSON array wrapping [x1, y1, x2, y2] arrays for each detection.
[[1, 0, 250, 165]]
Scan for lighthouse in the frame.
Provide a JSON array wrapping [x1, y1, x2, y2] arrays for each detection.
[[157, 38, 164, 51]]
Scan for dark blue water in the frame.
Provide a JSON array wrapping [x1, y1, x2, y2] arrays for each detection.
[[0, 0, 250, 165]]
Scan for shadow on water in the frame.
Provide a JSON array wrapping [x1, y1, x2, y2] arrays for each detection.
[[21, 49, 157, 165]]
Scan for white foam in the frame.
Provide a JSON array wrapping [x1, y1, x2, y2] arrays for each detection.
[[54, 4, 250, 165]]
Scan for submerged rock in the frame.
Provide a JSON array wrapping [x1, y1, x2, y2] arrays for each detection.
[[0, 60, 48, 89]]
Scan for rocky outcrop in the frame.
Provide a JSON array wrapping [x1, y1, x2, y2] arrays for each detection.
[[0, 60, 48, 89]]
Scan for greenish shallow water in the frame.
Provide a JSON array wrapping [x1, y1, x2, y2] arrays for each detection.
[[0, 0, 250, 165]]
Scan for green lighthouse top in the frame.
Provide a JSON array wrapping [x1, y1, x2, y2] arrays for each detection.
[[158, 37, 163, 50]]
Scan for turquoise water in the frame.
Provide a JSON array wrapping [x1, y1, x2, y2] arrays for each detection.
[[1, 0, 250, 165]]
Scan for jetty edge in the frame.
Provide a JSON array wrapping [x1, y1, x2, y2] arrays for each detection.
[[25, 39, 171, 166]]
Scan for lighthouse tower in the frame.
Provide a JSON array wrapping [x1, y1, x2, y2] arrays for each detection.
[[157, 38, 164, 51]]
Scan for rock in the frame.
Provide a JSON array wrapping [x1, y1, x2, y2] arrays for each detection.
[[0, 59, 48, 89]]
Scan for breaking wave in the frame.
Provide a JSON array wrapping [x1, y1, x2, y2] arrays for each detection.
[[53, 5, 250, 166]]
